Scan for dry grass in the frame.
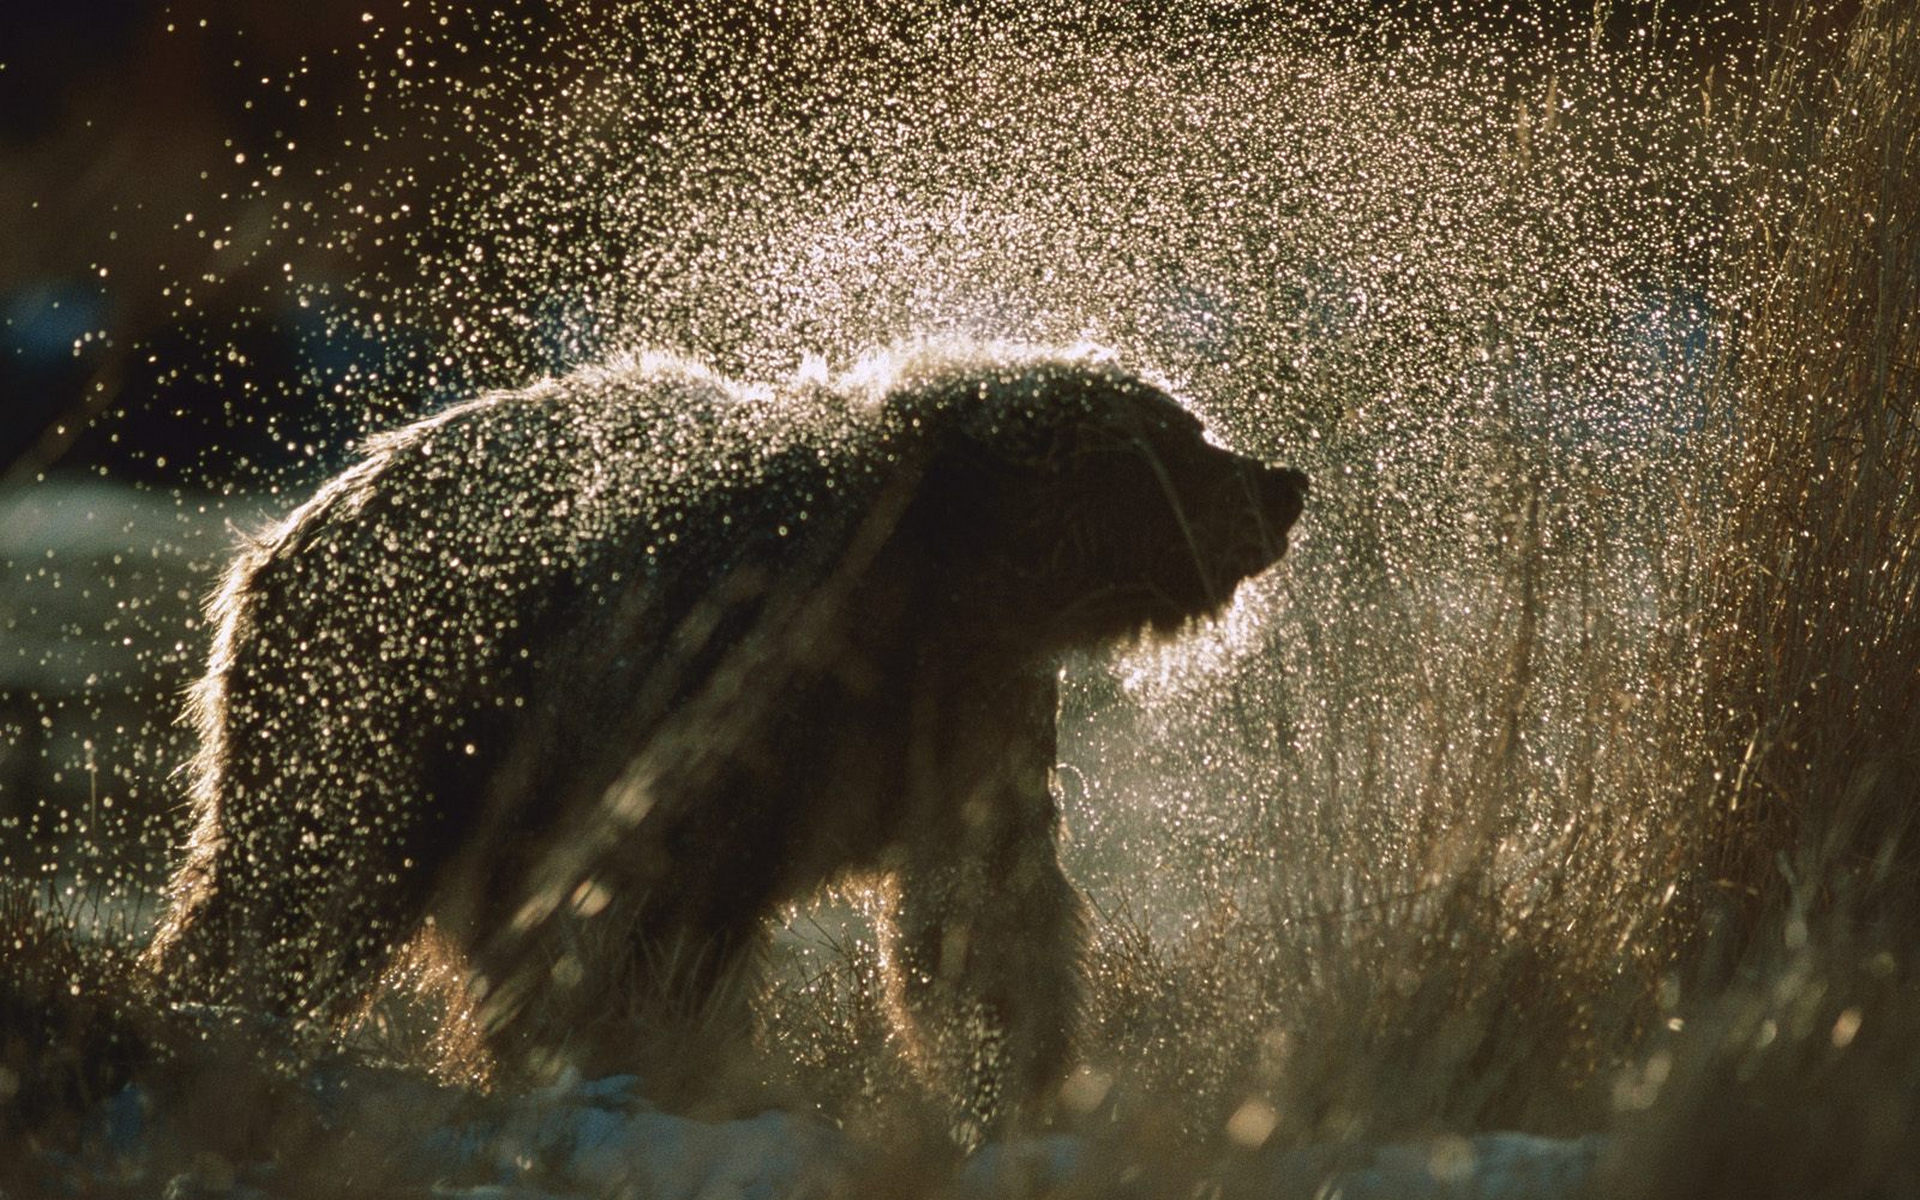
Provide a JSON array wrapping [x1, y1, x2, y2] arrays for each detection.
[[1688, 0, 1920, 941], [0, 880, 153, 1154], [1595, 2, 1920, 1194]]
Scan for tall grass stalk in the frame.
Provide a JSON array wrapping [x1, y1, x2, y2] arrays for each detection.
[[1592, 4, 1920, 1193], [1692, 0, 1920, 946]]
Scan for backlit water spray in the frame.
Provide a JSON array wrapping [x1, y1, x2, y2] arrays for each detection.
[[252, 3, 1739, 1125], [14, 0, 1797, 1158], [305, 3, 1721, 914]]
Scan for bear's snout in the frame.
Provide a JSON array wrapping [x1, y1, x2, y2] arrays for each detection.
[[1201, 461, 1306, 588], [1260, 465, 1308, 534]]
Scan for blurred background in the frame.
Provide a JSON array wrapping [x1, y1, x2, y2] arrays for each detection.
[[0, 0, 1751, 906], [3, 0, 1746, 487]]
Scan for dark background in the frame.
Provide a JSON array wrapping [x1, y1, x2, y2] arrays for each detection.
[[2, 0, 1747, 493]]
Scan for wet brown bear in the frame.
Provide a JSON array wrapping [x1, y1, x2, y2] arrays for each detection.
[[144, 344, 1306, 1129]]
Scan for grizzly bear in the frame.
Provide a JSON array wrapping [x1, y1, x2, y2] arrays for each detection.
[[143, 343, 1306, 1130]]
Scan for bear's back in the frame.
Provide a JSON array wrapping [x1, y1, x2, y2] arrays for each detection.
[[214, 361, 898, 751]]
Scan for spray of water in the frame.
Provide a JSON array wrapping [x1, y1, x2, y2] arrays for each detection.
[[259, 2, 1727, 929], [200, 0, 1733, 1137], [20, 0, 1920, 1176]]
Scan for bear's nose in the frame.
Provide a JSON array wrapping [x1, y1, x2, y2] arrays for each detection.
[[1261, 465, 1308, 533]]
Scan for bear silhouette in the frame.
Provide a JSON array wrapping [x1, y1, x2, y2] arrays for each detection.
[[144, 344, 1306, 1130]]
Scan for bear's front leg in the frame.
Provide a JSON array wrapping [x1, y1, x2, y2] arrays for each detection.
[[884, 818, 1086, 1142], [879, 667, 1087, 1142]]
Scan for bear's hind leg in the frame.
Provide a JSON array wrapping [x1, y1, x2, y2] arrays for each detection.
[[150, 761, 448, 1042]]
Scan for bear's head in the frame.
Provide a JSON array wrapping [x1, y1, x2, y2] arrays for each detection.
[[895, 355, 1307, 651]]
